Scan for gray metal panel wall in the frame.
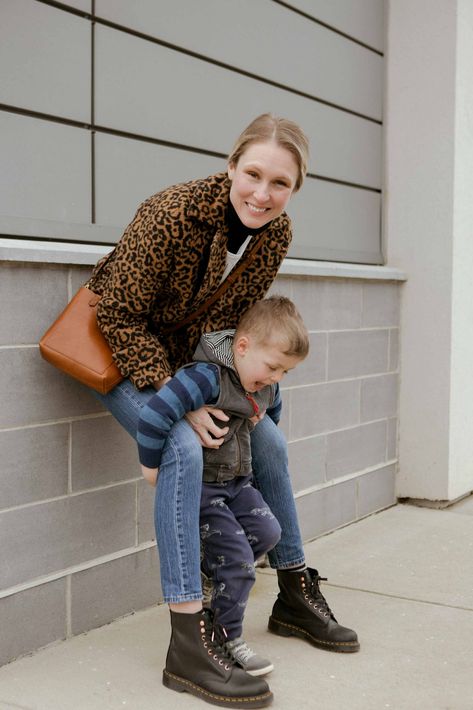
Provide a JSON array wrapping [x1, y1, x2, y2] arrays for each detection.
[[95, 0, 383, 119], [0, 0, 384, 264], [282, 0, 385, 52]]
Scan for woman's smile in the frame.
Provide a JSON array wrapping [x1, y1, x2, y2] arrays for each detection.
[[228, 141, 298, 229]]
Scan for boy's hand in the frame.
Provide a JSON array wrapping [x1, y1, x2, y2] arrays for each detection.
[[141, 465, 158, 486], [153, 376, 171, 390], [185, 406, 229, 448], [250, 409, 266, 425]]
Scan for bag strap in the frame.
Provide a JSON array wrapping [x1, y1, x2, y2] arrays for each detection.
[[162, 230, 267, 335], [90, 245, 118, 281]]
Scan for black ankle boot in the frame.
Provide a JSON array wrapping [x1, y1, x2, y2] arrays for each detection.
[[163, 609, 273, 707], [268, 567, 360, 653]]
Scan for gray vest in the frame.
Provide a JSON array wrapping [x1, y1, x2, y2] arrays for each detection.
[[188, 332, 276, 483]]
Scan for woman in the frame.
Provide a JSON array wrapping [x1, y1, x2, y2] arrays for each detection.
[[87, 114, 358, 707]]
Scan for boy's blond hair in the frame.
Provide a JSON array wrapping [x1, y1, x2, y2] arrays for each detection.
[[236, 296, 309, 359]]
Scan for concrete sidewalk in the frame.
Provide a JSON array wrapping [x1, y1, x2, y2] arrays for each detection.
[[0, 500, 472, 710]]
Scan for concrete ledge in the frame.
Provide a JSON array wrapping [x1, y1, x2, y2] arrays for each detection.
[[279, 258, 407, 281], [0, 238, 109, 266], [0, 238, 407, 281]]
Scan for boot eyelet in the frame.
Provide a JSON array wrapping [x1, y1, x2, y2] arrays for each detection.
[[208, 650, 212, 655], [219, 660, 224, 665], [213, 654, 218, 660], [203, 641, 208, 647], [225, 664, 230, 671]]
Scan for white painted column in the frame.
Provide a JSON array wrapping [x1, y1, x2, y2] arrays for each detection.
[[385, 0, 473, 501]]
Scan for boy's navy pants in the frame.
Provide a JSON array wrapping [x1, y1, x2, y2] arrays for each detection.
[[200, 474, 281, 640]]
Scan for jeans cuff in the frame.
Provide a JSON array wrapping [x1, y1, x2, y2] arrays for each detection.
[[270, 556, 306, 570]]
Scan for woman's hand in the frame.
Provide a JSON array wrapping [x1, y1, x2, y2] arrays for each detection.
[[185, 406, 229, 448]]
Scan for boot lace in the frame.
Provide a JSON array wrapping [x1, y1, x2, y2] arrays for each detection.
[[304, 570, 336, 620], [225, 638, 256, 665], [200, 609, 234, 671]]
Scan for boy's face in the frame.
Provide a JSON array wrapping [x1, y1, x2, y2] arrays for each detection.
[[233, 335, 302, 393]]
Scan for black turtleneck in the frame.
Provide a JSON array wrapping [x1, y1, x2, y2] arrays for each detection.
[[226, 201, 268, 254]]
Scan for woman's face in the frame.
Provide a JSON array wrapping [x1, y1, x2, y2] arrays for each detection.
[[227, 141, 299, 229]]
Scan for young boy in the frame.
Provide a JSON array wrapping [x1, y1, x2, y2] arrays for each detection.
[[137, 296, 309, 676]]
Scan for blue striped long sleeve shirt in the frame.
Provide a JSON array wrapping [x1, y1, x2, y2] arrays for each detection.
[[137, 362, 281, 469]]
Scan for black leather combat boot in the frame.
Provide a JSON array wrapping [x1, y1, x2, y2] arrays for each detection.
[[163, 608, 273, 707], [268, 567, 360, 653]]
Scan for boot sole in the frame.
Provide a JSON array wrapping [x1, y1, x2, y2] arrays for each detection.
[[268, 616, 360, 653], [163, 669, 274, 708]]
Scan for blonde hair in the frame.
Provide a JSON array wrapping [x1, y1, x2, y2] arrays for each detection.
[[228, 113, 309, 192], [236, 296, 309, 359]]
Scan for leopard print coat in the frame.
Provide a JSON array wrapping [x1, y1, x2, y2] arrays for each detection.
[[87, 172, 292, 389]]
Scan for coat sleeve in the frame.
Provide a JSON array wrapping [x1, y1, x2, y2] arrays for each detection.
[[96, 200, 177, 388]]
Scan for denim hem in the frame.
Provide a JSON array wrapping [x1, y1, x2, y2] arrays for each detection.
[[163, 593, 203, 604], [270, 556, 306, 571]]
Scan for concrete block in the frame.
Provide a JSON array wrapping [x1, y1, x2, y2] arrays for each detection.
[[71, 415, 140, 490], [290, 380, 360, 439], [357, 464, 396, 518], [326, 420, 387, 479], [0, 264, 69, 345], [0, 348, 103, 428], [71, 266, 93, 294], [0, 579, 66, 667], [296, 478, 357, 541], [288, 435, 326, 491], [361, 373, 398, 422], [0, 424, 69, 509], [0, 484, 136, 589], [389, 327, 399, 371], [291, 277, 362, 331], [362, 282, 400, 327], [284, 332, 327, 387], [71, 548, 161, 635], [138, 480, 156, 544], [328, 329, 389, 380], [267, 275, 293, 300], [387, 417, 398, 460]]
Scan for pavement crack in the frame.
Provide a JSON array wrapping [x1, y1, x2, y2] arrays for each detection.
[[323, 582, 473, 612]]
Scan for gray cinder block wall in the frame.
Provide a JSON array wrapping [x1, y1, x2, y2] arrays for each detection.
[[0, 260, 399, 666]]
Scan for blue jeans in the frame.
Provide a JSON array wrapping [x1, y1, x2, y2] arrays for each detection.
[[94, 378, 305, 603]]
